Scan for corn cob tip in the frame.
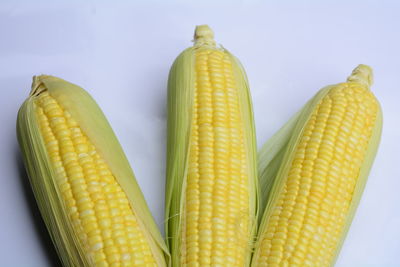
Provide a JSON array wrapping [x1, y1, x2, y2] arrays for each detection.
[[194, 24, 216, 46], [347, 64, 373, 88], [30, 75, 47, 97]]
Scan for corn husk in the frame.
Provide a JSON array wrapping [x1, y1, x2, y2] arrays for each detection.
[[165, 25, 258, 266], [254, 65, 382, 266], [17, 75, 169, 267]]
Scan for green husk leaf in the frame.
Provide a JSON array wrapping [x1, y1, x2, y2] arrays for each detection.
[[18, 95, 86, 267], [256, 86, 334, 218], [257, 110, 300, 219], [165, 47, 195, 266], [331, 104, 382, 265], [17, 75, 169, 267]]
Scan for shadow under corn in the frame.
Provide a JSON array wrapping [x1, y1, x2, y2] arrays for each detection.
[[14, 146, 61, 267]]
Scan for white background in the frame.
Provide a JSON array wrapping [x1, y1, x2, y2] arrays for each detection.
[[1, 1, 399, 266]]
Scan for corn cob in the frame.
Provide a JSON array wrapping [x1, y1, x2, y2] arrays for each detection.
[[253, 65, 382, 266], [17, 76, 169, 267], [165, 25, 258, 266]]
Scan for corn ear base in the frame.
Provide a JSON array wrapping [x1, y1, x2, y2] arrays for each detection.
[[17, 76, 169, 267]]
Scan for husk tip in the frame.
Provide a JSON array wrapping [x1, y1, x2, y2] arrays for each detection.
[[29, 74, 54, 96], [194, 24, 216, 46], [347, 64, 373, 88]]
